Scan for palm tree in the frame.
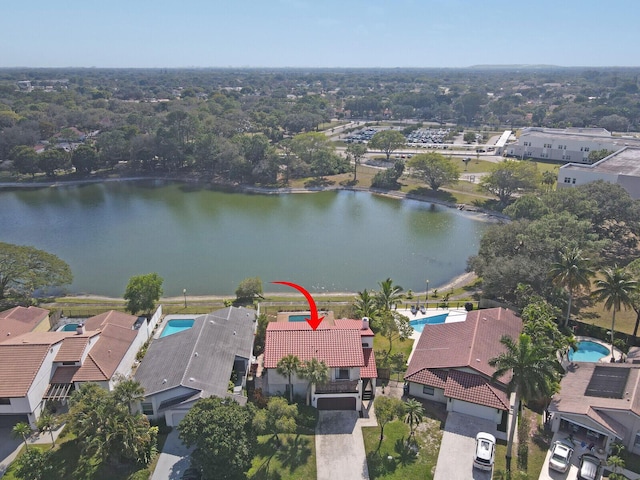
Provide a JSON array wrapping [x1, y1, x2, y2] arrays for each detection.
[[354, 289, 379, 320], [625, 259, 640, 338], [404, 398, 424, 439], [376, 278, 404, 311], [549, 247, 594, 327], [489, 334, 558, 465], [592, 265, 639, 356], [36, 411, 56, 446], [12, 422, 32, 451], [299, 358, 329, 406], [113, 377, 146, 414], [276, 354, 301, 403]]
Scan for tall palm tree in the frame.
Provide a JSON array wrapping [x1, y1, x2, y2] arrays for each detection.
[[592, 265, 639, 354], [12, 422, 32, 451], [36, 411, 56, 446], [376, 278, 404, 311], [113, 377, 146, 414], [624, 259, 640, 338], [489, 334, 558, 464], [549, 247, 594, 327], [276, 354, 301, 404], [404, 398, 424, 439], [299, 358, 329, 406]]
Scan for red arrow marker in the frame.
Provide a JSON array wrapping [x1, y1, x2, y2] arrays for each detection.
[[272, 281, 325, 330]]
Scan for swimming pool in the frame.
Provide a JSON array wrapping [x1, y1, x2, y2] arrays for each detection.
[[288, 314, 309, 322], [410, 313, 449, 333], [160, 319, 195, 338], [569, 340, 610, 362], [58, 323, 79, 332]]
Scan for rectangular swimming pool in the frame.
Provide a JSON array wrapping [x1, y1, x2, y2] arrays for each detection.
[[410, 313, 449, 333], [160, 319, 195, 338], [288, 314, 309, 322]]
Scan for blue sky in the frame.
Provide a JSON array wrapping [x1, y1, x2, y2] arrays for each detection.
[[2, 0, 638, 68]]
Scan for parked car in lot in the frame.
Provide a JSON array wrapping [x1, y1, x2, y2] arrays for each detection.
[[473, 432, 496, 471], [549, 441, 573, 473], [577, 454, 601, 480]]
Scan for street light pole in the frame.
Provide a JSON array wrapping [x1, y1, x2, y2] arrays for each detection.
[[183, 288, 187, 308]]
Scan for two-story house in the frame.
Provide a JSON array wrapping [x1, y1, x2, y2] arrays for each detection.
[[263, 316, 377, 411]]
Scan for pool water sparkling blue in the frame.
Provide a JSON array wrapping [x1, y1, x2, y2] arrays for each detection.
[[410, 313, 449, 333], [160, 319, 195, 338], [288, 314, 309, 322], [568, 340, 610, 362], [60, 323, 79, 332]]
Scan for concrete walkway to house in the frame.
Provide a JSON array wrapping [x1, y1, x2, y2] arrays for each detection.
[[151, 428, 194, 480], [0, 424, 65, 478], [316, 410, 372, 480]]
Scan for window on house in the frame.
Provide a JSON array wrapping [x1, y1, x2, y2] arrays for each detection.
[[62, 361, 76, 366], [635, 433, 640, 447], [564, 177, 572, 184], [566, 155, 571, 160], [558, 145, 563, 149], [141, 402, 154, 415], [336, 368, 350, 380], [572, 178, 576, 184], [0, 397, 11, 405], [423, 386, 435, 395], [585, 147, 590, 152]]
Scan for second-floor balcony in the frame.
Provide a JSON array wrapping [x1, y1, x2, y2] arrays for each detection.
[[315, 380, 360, 394]]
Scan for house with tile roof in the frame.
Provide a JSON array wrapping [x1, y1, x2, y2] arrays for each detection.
[[134, 307, 256, 427], [0, 306, 51, 342], [404, 308, 522, 429], [548, 362, 640, 454], [0, 310, 149, 428], [263, 316, 377, 411]]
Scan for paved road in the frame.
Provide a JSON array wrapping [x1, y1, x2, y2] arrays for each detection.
[[434, 412, 496, 480], [151, 428, 194, 480], [316, 411, 369, 480]]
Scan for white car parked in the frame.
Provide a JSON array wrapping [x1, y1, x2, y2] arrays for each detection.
[[473, 432, 496, 471], [549, 441, 573, 473]]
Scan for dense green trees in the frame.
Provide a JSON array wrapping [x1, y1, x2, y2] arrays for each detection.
[[480, 160, 540, 206], [123, 273, 163, 315], [67, 382, 158, 466], [178, 397, 257, 480], [0, 242, 72, 303]]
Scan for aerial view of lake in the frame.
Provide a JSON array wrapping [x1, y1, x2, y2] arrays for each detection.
[[0, 181, 491, 297]]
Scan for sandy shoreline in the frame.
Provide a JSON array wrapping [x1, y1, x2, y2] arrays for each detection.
[[59, 271, 478, 303]]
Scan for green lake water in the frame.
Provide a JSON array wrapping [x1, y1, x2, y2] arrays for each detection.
[[0, 180, 490, 297]]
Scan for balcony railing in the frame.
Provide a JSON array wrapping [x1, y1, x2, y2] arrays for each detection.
[[315, 380, 359, 394]]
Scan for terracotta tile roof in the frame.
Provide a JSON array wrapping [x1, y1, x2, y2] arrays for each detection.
[[334, 319, 374, 336], [444, 369, 510, 410], [264, 324, 364, 369], [84, 310, 138, 331], [50, 365, 79, 384], [361, 349, 377, 378], [405, 308, 522, 382], [81, 324, 137, 380], [404, 368, 449, 389], [55, 335, 96, 363], [0, 306, 49, 342], [0, 344, 52, 397]]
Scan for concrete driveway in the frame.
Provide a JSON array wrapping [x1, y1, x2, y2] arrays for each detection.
[[0, 427, 21, 478], [316, 411, 369, 480], [434, 412, 497, 480], [151, 428, 194, 480]]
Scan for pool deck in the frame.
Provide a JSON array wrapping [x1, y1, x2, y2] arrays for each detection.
[[402, 307, 469, 365], [276, 311, 336, 326]]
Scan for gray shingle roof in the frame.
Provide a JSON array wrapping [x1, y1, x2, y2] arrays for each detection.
[[135, 307, 255, 398]]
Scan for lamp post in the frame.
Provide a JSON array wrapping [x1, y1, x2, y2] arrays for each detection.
[[425, 280, 430, 304], [183, 288, 187, 308]]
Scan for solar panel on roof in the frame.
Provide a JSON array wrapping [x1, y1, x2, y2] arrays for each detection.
[[585, 366, 630, 399]]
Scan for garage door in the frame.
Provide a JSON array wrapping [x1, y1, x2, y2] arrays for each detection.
[[451, 399, 497, 422], [0, 414, 29, 428], [170, 411, 188, 427], [317, 397, 356, 410]]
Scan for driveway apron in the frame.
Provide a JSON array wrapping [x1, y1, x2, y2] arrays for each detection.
[[151, 428, 194, 480], [316, 411, 369, 480]]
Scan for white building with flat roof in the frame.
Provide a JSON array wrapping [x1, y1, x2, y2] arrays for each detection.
[[507, 127, 640, 163], [558, 147, 640, 199]]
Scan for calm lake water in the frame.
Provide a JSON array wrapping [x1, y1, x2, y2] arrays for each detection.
[[0, 181, 490, 297]]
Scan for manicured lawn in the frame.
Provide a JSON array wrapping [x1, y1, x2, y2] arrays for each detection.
[[363, 417, 442, 480], [247, 433, 316, 480], [374, 333, 414, 363]]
